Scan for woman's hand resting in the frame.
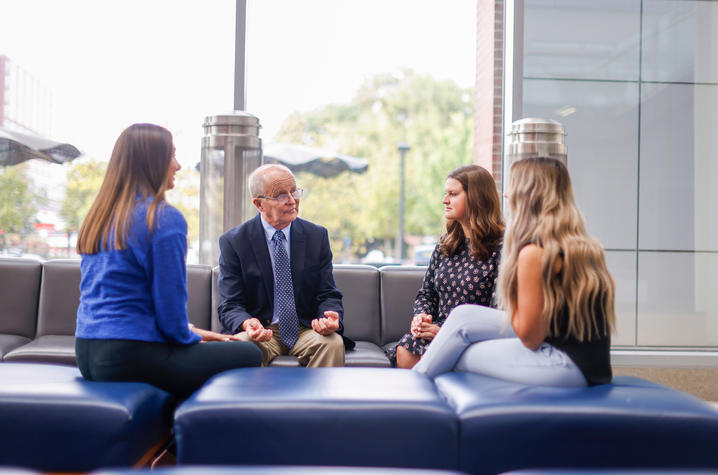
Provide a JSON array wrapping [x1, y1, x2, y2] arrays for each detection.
[[190, 325, 243, 343], [411, 313, 439, 340]]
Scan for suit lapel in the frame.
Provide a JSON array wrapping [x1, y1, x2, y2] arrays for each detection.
[[290, 219, 306, 298], [249, 215, 274, 302]]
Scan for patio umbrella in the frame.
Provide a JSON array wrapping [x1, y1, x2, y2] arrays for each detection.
[[263, 142, 368, 178], [0, 127, 82, 166]]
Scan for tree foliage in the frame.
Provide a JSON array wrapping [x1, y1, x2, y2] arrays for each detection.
[[0, 165, 42, 239], [60, 158, 106, 234], [273, 70, 474, 260]]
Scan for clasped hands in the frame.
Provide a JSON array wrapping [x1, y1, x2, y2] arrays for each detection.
[[410, 313, 440, 341], [238, 311, 341, 342]]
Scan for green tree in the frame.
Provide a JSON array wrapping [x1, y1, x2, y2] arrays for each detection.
[[0, 165, 43, 249], [60, 158, 106, 235], [274, 70, 474, 261], [167, 167, 200, 257]]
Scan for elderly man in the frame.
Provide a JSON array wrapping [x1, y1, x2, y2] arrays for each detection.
[[217, 164, 351, 367]]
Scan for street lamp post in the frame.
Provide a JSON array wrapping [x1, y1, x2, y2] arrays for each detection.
[[397, 142, 410, 263]]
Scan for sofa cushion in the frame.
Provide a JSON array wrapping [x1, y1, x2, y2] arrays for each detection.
[[333, 264, 381, 344], [379, 266, 426, 345], [0, 258, 42, 358], [435, 372, 718, 475], [346, 340, 391, 367], [0, 335, 32, 361], [6, 260, 214, 365], [334, 264, 389, 367], [4, 335, 76, 365], [36, 259, 82, 336], [187, 264, 213, 329], [174, 367, 459, 469], [3, 260, 82, 364], [0, 363, 173, 472]]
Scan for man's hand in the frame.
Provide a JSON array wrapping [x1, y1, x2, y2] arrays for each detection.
[[311, 310, 340, 336], [410, 313, 433, 338], [238, 318, 273, 342]]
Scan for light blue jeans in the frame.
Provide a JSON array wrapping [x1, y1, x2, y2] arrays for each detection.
[[412, 304, 587, 387]]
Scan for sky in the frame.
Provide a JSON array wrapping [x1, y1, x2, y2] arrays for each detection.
[[1, 0, 476, 169]]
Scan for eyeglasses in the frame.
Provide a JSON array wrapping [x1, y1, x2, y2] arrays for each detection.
[[258, 188, 304, 204]]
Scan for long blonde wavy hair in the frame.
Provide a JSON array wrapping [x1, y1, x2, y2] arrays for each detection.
[[77, 123, 174, 254], [498, 157, 615, 341]]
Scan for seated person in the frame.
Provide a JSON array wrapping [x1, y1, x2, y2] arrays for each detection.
[[414, 157, 615, 387], [387, 165, 504, 368], [75, 123, 262, 400], [218, 164, 353, 367]]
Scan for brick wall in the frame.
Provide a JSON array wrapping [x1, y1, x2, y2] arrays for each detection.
[[474, 0, 504, 190]]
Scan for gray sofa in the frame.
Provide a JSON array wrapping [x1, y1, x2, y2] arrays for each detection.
[[0, 257, 425, 367], [4, 257, 718, 474]]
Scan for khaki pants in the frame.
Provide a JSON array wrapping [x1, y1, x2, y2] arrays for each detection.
[[237, 324, 345, 367]]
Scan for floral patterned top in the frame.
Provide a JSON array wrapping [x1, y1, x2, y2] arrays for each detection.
[[414, 240, 501, 325]]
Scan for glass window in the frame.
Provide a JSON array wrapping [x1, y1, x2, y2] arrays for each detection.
[[523, 78, 639, 250], [0, 0, 235, 262], [524, 0, 641, 81], [245, 0, 477, 265], [606, 250, 638, 346], [642, 0, 718, 83], [637, 252, 718, 347], [639, 82, 718, 251]]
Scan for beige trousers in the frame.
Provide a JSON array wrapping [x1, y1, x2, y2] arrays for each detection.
[[237, 324, 345, 367]]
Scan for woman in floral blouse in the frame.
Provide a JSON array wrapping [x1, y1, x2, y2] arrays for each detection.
[[387, 164, 504, 368]]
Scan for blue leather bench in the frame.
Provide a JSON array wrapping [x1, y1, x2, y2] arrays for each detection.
[[174, 367, 718, 474], [436, 372, 718, 474], [0, 363, 174, 472], [94, 467, 467, 475], [174, 367, 459, 470]]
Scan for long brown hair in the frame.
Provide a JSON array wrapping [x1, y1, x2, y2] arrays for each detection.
[[439, 164, 504, 260], [77, 123, 174, 254], [498, 157, 616, 340]]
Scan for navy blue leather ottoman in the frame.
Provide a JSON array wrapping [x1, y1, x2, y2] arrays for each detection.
[[174, 367, 459, 469], [435, 373, 718, 475], [0, 363, 174, 472], [96, 466, 468, 475]]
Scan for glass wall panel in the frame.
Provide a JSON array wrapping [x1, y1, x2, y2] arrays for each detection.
[[606, 250, 637, 346], [523, 79, 639, 250], [0, 1, 235, 262], [637, 252, 718, 346], [642, 0, 718, 83], [639, 82, 718, 251], [520, 0, 718, 351], [245, 0, 477, 264], [524, 0, 640, 81]]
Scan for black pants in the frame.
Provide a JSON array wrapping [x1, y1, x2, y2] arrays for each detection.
[[75, 338, 262, 399]]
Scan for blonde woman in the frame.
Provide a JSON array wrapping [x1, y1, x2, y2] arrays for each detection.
[[75, 123, 261, 399], [414, 157, 615, 386]]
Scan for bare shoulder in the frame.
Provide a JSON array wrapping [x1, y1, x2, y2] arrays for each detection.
[[518, 244, 543, 265]]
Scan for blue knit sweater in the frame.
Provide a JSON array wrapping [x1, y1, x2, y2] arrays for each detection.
[[76, 198, 201, 345]]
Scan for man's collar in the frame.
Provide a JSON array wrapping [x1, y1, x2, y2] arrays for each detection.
[[259, 214, 292, 240]]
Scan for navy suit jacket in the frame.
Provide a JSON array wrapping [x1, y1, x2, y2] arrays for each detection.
[[217, 215, 353, 349]]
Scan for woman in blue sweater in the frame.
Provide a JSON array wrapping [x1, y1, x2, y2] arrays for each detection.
[[75, 123, 261, 398]]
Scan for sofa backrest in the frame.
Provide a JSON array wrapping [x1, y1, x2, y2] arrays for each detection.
[[379, 266, 426, 345], [186, 264, 212, 329], [33, 260, 213, 337], [211, 266, 222, 332], [36, 260, 82, 336], [0, 258, 42, 338], [333, 264, 381, 344], [210, 264, 383, 344]]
